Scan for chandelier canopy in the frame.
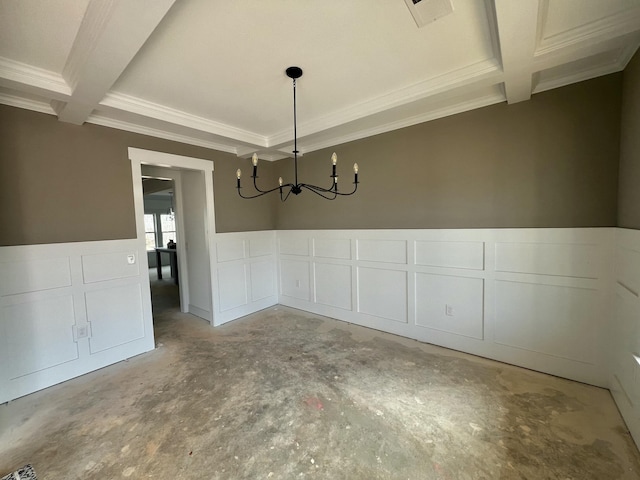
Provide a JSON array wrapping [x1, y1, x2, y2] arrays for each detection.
[[236, 66, 359, 201]]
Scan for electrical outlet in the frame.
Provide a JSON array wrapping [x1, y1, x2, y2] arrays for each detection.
[[74, 325, 90, 340], [127, 254, 135, 265], [445, 304, 454, 317], [295, 279, 301, 288]]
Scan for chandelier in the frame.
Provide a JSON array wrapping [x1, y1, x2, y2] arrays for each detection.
[[236, 66, 359, 200]]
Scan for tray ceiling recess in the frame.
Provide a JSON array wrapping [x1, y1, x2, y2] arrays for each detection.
[[0, 0, 638, 161]]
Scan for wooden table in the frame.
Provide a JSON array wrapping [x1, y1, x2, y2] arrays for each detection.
[[155, 247, 178, 284]]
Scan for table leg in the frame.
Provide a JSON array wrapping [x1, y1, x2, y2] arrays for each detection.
[[156, 250, 163, 279]]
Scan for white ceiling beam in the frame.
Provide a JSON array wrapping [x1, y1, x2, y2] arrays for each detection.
[[53, 0, 176, 125], [494, 0, 539, 104]]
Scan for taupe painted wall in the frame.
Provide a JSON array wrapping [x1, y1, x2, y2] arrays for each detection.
[[0, 105, 277, 246], [274, 74, 622, 230], [0, 72, 625, 246], [618, 50, 640, 229]]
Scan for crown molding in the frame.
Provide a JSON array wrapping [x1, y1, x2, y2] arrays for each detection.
[[86, 113, 237, 154], [0, 91, 56, 115], [533, 43, 637, 95], [266, 58, 502, 148], [296, 91, 506, 155], [535, 0, 640, 57], [0, 57, 70, 99], [100, 92, 267, 147]]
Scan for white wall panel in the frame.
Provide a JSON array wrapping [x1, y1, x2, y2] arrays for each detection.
[[217, 265, 248, 311], [357, 267, 407, 322], [314, 263, 352, 310], [617, 245, 640, 296], [279, 237, 310, 256], [250, 261, 275, 302], [0, 238, 155, 403], [494, 281, 596, 363], [3, 295, 78, 378], [87, 284, 145, 354], [415, 241, 484, 270], [277, 228, 611, 388], [611, 228, 640, 448], [280, 259, 311, 301], [415, 274, 484, 339], [357, 239, 407, 264], [495, 242, 599, 278], [0, 257, 71, 296], [313, 238, 351, 260], [212, 232, 277, 326], [216, 240, 246, 262], [82, 252, 140, 283], [249, 237, 273, 258]]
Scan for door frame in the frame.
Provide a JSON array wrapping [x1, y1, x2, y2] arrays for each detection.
[[129, 147, 216, 323]]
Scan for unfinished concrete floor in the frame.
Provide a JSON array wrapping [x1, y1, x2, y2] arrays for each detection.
[[1, 274, 640, 479]]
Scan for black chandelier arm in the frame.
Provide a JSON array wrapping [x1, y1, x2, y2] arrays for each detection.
[[300, 181, 359, 196], [300, 184, 338, 200]]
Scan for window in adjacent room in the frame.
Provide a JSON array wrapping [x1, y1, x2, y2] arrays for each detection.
[[144, 214, 157, 251], [160, 214, 176, 248]]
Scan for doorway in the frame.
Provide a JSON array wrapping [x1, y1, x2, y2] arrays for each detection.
[[142, 177, 181, 316], [129, 148, 216, 331]]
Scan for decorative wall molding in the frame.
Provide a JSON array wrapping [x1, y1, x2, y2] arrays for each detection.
[[88, 114, 238, 153], [0, 90, 56, 115], [296, 90, 506, 155], [277, 228, 613, 387], [0, 239, 154, 403], [535, 0, 640, 57], [101, 92, 268, 147], [267, 59, 503, 148], [610, 228, 640, 448], [0, 57, 70, 99], [211, 231, 278, 325]]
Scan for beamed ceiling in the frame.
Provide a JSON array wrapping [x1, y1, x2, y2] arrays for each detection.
[[1, 0, 639, 160]]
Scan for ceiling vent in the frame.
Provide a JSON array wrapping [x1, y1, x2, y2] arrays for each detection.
[[404, 0, 454, 28]]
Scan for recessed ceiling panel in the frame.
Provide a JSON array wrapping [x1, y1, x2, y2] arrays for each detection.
[[112, 0, 496, 136], [0, 0, 89, 73], [538, 0, 640, 52]]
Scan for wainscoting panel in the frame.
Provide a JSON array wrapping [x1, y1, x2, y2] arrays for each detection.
[[0, 239, 154, 403], [494, 281, 597, 363], [415, 241, 484, 270], [0, 257, 72, 296], [313, 238, 352, 260], [280, 259, 311, 301], [3, 294, 78, 379], [81, 251, 140, 284], [357, 267, 408, 323], [495, 242, 600, 279], [314, 263, 352, 310], [357, 239, 407, 264], [611, 228, 640, 448], [86, 283, 145, 354], [211, 231, 278, 325], [249, 237, 274, 258], [415, 273, 484, 339], [277, 228, 613, 387], [216, 264, 249, 312], [251, 261, 276, 302], [216, 240, 246, 263]]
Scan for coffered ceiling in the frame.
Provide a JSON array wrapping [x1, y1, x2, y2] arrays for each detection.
[[1, 0, 639, 160]]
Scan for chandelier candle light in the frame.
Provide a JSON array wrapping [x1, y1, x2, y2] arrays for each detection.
[[236, 66, 359, 201]]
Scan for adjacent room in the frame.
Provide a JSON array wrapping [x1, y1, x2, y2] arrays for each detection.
[[1, 1, 640, 478]]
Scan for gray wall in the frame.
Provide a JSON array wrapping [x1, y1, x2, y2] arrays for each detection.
[[0, 105, 277, 246], [618, 50, 640, 229], [274, 74, 622, 230]]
